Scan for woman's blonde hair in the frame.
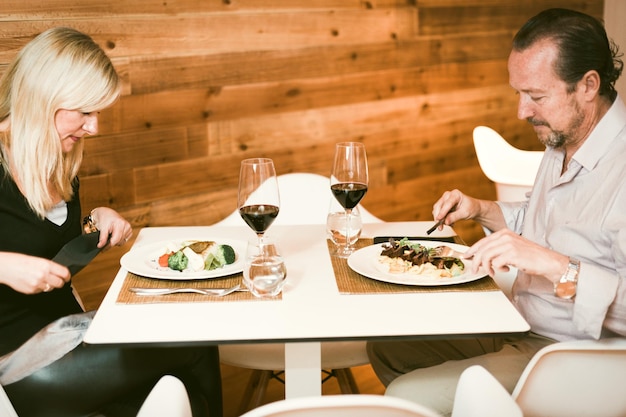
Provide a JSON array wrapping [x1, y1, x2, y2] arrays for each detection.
[[0, 27, 120, 218]]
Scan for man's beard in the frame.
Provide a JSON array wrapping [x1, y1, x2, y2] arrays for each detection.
[[526, 119, 564, 147], [527, 107, 583, 149], [542, 128, 566, 148]]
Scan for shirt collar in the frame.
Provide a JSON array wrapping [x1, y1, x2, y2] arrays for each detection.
[[573, 95, 626, 171]]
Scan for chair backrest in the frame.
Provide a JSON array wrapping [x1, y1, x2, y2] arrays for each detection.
[[0, 385, 19, 417], [512, 338, 626, 417], [451, 365, 522, 417], [239, 394, 442, 417], [215, 172, 383, 226], [472, 126, 544, 202], [2, 375, 191, 417], [136, 375, 192, 417]]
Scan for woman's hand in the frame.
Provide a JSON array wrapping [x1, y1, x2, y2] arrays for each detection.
[[465, 229, 568, 283], [0, 252, 70, 294], [89, 207, 133, 248]]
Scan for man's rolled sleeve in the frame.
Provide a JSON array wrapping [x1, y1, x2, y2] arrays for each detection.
[[574, 263, 619, 339]]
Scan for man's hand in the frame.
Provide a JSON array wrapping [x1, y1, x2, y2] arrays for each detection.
[[431, 189, 505, 232], [465, 229, 568, 284]]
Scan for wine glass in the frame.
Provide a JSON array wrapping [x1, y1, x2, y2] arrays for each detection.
[[238, 158, 280, 240], [238, 158, 285, 296], [330, 142, 368, 258]]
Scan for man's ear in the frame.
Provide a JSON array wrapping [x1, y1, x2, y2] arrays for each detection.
[[580, 70, 601, 99]]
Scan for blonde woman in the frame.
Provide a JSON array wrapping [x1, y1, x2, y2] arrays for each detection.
[[0, 28, 221, 417]]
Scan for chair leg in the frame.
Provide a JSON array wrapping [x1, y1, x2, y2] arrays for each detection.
[[237, 367, 360, 414], [333, 368, 360, 394], [238, 370, 272, 415]]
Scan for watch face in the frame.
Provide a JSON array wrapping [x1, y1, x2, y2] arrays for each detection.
[[555, 281, 577, 299]]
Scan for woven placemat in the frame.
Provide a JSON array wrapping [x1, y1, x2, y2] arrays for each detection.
[[329, 239, 500, 294], [117, 272, 281, 304]]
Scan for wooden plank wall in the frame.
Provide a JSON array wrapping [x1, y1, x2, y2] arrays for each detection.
[[1, 0, 603, 310]]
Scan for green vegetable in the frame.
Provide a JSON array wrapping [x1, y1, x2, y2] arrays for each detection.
[[396, 238, 430, 253], [168, 250, 188, 271], [216, 244, 236, 265], [204, 244, 236, 270]]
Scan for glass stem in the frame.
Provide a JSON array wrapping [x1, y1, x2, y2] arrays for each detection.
[[345, 208, 352, 252], [258, 233, 266, 254]]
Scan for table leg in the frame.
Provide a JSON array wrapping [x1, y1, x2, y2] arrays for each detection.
[[284, 342, 322, 398]]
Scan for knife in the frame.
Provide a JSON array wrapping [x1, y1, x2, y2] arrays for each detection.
[[373, 236, 457, 244], [52, 232, 102, 276], [426, 219, 445, 235]]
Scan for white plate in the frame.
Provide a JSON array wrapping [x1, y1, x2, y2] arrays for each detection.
[[347, 240, 484, 286], [120, 239, 247, 280]]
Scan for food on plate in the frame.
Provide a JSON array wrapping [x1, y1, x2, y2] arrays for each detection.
[[166, 250, 188, 271], [158, 240, 236, 272], [378, 238, 464, 278]]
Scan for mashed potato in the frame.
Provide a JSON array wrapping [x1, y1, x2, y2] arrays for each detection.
[[377, 253, 464, 279]]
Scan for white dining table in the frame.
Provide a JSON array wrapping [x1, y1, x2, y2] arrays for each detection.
[[83, 221, 530, 398]]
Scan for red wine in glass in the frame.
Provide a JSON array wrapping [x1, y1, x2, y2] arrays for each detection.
[[237, 157, 281, 246], [330, 182, 368, 209], [239, 204, 279, 233], [330, 142, 369, 258]]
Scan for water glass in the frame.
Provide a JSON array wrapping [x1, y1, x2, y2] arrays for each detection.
[[242, 237, 287, 297], [326, 205, 363, 257]]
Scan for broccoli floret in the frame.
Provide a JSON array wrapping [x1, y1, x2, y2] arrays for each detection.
[[216, 244, 236, 265], [168, 250, 188, 271], [205, 244, 236, 270]]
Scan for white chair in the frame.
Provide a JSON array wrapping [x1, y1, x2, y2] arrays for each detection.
[[238, 366, 521, 417], [451, 365, 522, 417], [512, 338, 626, 417], [239, 394, 443, 417], [472, 125, 544, 202], [450, 338, 626, 417], [216, 172, 384, 413], [136, 375, 192, 417], [1, 375, 191, 417], [220, 342, 372, 414], [0, 385, 18, 417]]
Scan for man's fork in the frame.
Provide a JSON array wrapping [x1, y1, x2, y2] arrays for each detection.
[[432, 246, 469, 259]]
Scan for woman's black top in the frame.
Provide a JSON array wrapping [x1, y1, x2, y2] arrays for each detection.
[[0, 165, 83, 356]]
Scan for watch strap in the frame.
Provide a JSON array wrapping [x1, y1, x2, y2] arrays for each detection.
[[82, 209, 98, 233], [554, 257, 580, 299]]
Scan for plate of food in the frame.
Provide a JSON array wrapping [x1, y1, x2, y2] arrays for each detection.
[[120, 238, 247, 280], [347, 238, 485, 286]]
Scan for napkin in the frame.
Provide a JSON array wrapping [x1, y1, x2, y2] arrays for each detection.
[[52, 232, 102, 276]]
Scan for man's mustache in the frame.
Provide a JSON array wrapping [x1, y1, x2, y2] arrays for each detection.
[[527, 117, 549, 127]]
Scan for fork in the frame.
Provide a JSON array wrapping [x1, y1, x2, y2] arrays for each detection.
[[129, 284, 245, 296], [432, 245, 469, 259]]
